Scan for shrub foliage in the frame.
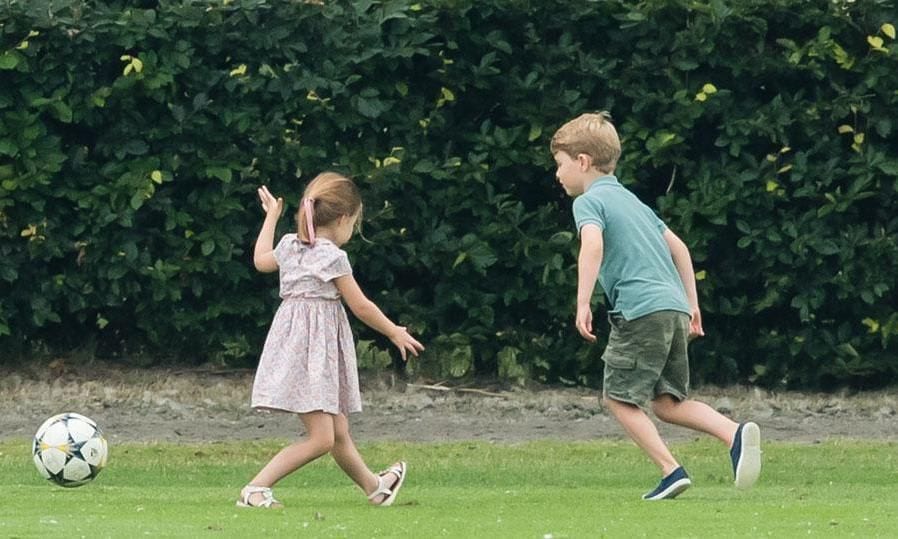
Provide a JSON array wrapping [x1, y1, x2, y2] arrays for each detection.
[[1, 0, 897, 388]]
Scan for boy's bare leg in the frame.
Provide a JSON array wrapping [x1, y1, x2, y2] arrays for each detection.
[[653, 394, 761, 488], [604, 397, 680, 476], [651, 394, 738, 446]]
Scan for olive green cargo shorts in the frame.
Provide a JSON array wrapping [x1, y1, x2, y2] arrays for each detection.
[[602, 310, 691, 405]]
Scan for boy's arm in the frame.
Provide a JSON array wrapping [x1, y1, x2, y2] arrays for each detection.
[[576, 224, 604, 342], [663, 228, 704, 339], [253, 186, 283, 273]]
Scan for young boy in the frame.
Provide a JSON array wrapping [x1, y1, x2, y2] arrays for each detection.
[[551, 112, 761, 500]]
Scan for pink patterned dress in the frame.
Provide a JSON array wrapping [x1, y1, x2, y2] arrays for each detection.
[[251, 234, 362, 416]]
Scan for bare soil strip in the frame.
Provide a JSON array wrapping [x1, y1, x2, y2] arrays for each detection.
[[2, 363, 896, 443]]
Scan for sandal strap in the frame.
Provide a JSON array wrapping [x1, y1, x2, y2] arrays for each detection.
[[380, 463, 405, 477], [241, 486, 279, 507], [368, 461, 407, 503], [367, 475, 392, 500]]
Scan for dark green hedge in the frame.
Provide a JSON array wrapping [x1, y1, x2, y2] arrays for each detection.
[[2, 0, 897, 389]]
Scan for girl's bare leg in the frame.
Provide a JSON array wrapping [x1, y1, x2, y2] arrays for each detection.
[[247, 411, 335, 490], [331, 413, 400, 504]]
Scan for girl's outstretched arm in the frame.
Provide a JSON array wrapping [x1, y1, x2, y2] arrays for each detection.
[[334, 275, 424, 361], [254, 186, 283, 273]]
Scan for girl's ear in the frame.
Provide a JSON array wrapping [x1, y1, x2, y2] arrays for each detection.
[[338, 214, 355, 228]]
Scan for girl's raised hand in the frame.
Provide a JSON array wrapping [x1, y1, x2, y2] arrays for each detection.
[[388, 326, 425, 362], [257, 185, 284, 217]]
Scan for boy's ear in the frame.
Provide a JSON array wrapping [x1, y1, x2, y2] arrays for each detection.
[[577, 153, 593, 171]]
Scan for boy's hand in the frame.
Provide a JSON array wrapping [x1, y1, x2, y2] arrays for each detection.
[[388, 326, 425, 362], [257, 185, 284, 218], [576, 304, 597, 342], [688, 307, 705, 341]]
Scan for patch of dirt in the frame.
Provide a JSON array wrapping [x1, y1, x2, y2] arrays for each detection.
[[2, 361, 896, 444]]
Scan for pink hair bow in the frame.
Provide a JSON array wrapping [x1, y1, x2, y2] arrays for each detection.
[[303, 198, 316, 246]]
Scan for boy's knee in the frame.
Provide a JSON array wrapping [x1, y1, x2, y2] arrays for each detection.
[[651, 395, 677, 421], [651, 401, 669, 421]]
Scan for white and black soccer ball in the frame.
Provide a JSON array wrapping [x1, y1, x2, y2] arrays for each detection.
[[32, 412, 108, 487]]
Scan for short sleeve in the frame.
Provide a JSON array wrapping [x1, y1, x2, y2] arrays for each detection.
[[573, 195, 605, 235], [315, 248, 352, 282], [273, 233, 298, 266], [644, 205, 667, 233]]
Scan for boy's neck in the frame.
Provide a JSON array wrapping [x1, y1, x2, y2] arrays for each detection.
[[582, 170, 614, 191]]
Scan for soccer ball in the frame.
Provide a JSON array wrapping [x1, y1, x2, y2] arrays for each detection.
[[32, 412, 108, 487]]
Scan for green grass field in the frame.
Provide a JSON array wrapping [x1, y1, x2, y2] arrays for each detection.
[[1, 438, 896, 538]]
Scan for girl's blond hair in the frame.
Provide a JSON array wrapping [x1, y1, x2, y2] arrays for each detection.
[[296, 172, 363, 244], [550, 111, 621, 173]]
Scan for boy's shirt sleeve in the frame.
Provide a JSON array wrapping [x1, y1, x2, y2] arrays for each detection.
[[572, 195, 605, 234], [650, 208, 667, 233]]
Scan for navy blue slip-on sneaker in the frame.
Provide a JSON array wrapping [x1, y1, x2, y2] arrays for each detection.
[[642, 466, 691, 501], [730, 421, 761, 489]]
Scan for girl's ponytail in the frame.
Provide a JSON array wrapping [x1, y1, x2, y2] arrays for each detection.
[[296, 172, 362, 245], [300, 197, 317, 246]]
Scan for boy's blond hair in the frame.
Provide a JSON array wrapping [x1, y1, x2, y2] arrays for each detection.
[[550, 111, 621, 173]]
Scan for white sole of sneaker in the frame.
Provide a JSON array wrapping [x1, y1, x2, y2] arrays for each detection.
[[734, 422, 761, 489], [644, 478, 692, 501]]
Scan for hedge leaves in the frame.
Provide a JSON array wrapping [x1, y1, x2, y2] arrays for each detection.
[[1, 0, 897, 389]]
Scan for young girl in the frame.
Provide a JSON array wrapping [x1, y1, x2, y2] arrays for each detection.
[[238, 172, 425, 509]]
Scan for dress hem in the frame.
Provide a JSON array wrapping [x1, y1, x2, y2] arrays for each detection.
[[251, 404, 363, 415]]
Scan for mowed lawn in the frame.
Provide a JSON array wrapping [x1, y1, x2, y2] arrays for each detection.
[[1, 438, 896, 538]]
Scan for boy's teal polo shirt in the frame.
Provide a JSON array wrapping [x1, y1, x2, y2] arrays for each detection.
[[572, 175, 690, 320]]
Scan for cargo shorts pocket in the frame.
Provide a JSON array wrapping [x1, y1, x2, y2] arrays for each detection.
[[604, 354, 636, 370], [604, 314, 636, 370]]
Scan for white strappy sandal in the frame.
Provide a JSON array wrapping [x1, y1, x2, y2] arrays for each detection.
[[236, 485, 283, 508], [368, 461, 407, 507]]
